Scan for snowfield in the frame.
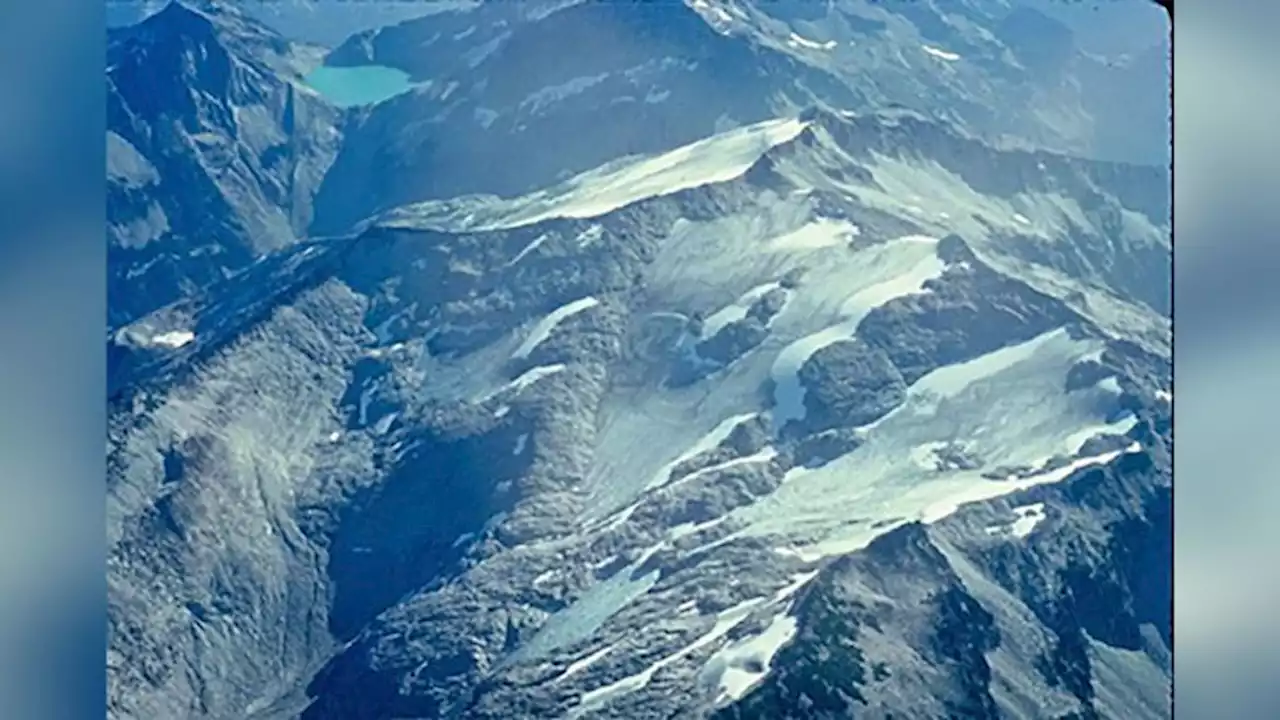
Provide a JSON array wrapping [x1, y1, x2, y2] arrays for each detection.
[[733, 327, 1143, 561], [380, 117, 810, 232]]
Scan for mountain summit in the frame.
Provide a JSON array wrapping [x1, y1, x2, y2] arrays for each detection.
[[107, 0, 341, 329]]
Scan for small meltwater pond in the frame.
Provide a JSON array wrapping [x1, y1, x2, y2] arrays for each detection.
[[303, 64, 416, 107]]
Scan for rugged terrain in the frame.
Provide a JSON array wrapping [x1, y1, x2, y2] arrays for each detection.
[[106, 2, 1171, 718]]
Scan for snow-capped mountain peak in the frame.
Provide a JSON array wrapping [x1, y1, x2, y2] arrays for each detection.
[[106, 2, 1170, 718]]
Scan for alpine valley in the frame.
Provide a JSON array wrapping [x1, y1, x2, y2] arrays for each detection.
[[105, 1, 1171, 718]]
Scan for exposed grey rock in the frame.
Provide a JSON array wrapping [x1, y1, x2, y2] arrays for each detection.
[[791, 427, 865, 469], [796, 339, 906, 433], [697, 318, 771, 367]]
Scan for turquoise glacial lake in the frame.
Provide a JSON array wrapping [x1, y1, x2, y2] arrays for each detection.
[[304, 64, 415, 107]]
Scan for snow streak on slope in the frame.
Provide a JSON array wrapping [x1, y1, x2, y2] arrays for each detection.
[[788, 33, 836, 51], [379, 117, 809, 232], [573, 596, 768, 715], [986, 502, 1048, 539], [513, 297, 600, 359], [922, 45, 961, 62], [703, 610, 800, 703], [644, 412, 760, 492], [589, 411, 760, 530], [734, 327, 1142, 561], [770, 235, 944, 430], [767, 217, 859, 251]]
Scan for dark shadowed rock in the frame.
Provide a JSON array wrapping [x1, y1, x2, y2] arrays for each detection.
[[797, 339, 906, 432]]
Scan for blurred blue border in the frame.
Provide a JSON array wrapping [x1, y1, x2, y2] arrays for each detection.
[[0, 0, 106, 717], [1175, 0, 1280, 717], [5, 0, 1280, 717]]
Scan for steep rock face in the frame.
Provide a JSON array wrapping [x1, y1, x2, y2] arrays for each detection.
[[107, 1, 342, 328]]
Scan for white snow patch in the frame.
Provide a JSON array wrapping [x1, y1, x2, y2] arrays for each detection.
[[474, 106, 499, 129], [922, 44, 961, 61], [514, 556, 661, 665], [670, 448, 778, 492], [478, 364, 566, 405], [986, 502, 1047, 539], [909, 441, 952, 471], [921, 441, 1142, 523], [326, 431, 342, 443], [1061, 412, 1138, 456], [690, 0, 735, 26], [519, 72, 610, 115], [372, 412, 397, 436], [372, 303, 417, 346], [910, 329, 1059, 403], [645, 88, 671, 104], [512, 297, 599, 359], [508, 364, 567, 393], [1097, 376, 1123, 395], [513, 433, 529, 456], [507, 233, 549, 266], [767, 218, 859, 251], [513, 117, 805, 224], [787, 32, 837, 51], [556, 645, 616, 684], [669, 515, 729, 541], [149, 330, 195, 348], [1013, 212, 1031, 225], [770, 236, 944, 430], [704, 611, 799, 703], [576, 224, 604, 247], [586, 413, 760, 533]]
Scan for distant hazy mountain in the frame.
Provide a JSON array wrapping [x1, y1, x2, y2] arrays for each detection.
[[106, 2, 1170, 719], [106, 0, 455, 45], [310, 0, 1168, 234]]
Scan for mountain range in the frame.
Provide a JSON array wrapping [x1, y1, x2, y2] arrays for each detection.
[[105, 2, 1171, 718]]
